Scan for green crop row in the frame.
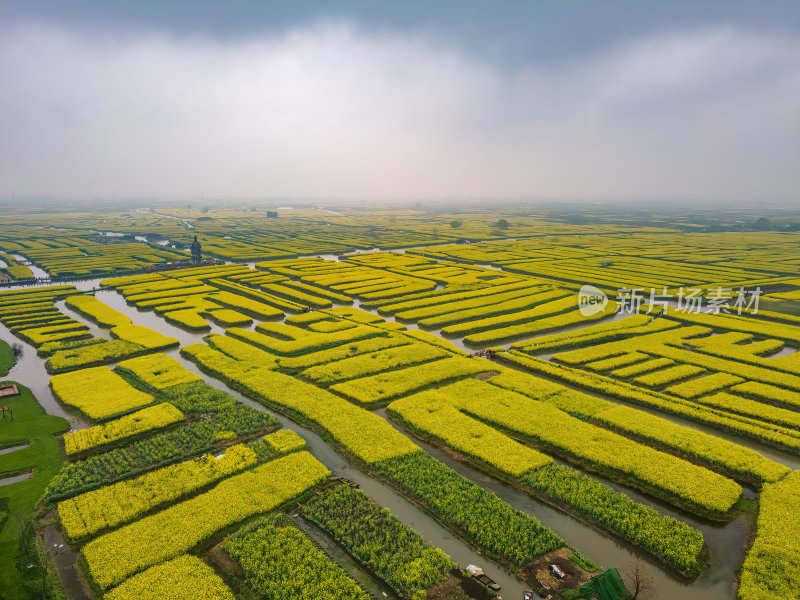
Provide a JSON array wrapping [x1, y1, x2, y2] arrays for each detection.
[[302, 484, 453, 597], [376, 451, 565, 567], [523, 464, 705, 575], [224, 514, 370, 600]]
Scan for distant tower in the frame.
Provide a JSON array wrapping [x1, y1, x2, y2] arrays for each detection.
[[190, 235, 202, 265]]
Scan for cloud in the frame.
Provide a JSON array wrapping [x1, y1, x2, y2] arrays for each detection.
[[0, 22, 798, 203]]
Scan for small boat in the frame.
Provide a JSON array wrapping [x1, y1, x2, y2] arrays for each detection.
[[466, 564, 502, 591], [523, 591, 535, 600]]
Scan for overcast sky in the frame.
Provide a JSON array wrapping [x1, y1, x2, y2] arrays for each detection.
[[1, 1, 799, 204]]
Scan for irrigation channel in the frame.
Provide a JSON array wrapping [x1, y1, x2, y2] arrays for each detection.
[[2, 253, 796, 600]]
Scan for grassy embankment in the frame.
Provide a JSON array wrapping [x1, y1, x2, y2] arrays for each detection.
[[0, 381, 69, 599]]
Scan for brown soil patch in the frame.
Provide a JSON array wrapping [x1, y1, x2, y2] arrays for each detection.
[[474, 370, 500, 380], [523, 547, 593, 594], [428, 572, 492, 600]]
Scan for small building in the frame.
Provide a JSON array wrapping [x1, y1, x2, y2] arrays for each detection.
[[0, 384, 19, 398]]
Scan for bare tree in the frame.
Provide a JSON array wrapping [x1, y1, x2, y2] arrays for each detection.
[[624, 557, 656, 600]]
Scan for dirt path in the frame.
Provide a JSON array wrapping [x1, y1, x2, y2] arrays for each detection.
[[43, 515, 94, 600]]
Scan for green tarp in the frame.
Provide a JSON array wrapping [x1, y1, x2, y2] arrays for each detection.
[[578, 568, 630, 600]]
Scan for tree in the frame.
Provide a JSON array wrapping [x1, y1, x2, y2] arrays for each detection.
[[450, 220, 462, 228], [495, 218, 510, 229], [624, 557, 656, 599], [16, 517, 52, 598]]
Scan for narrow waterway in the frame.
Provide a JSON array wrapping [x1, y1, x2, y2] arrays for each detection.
[[0, 471, 33, 485], [292, 515, 398, 599], [0, 443, 29, 455]]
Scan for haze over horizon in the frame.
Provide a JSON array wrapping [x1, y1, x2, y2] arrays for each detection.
[[1, 1, 799, 205]]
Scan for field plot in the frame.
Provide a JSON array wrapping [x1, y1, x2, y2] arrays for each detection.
[[51, 366, 156, 420], [224, 514, 371, 600], [302, 484, 453, 597]]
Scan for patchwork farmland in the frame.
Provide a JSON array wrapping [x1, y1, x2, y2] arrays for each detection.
[[1, 205, 800, 600]]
